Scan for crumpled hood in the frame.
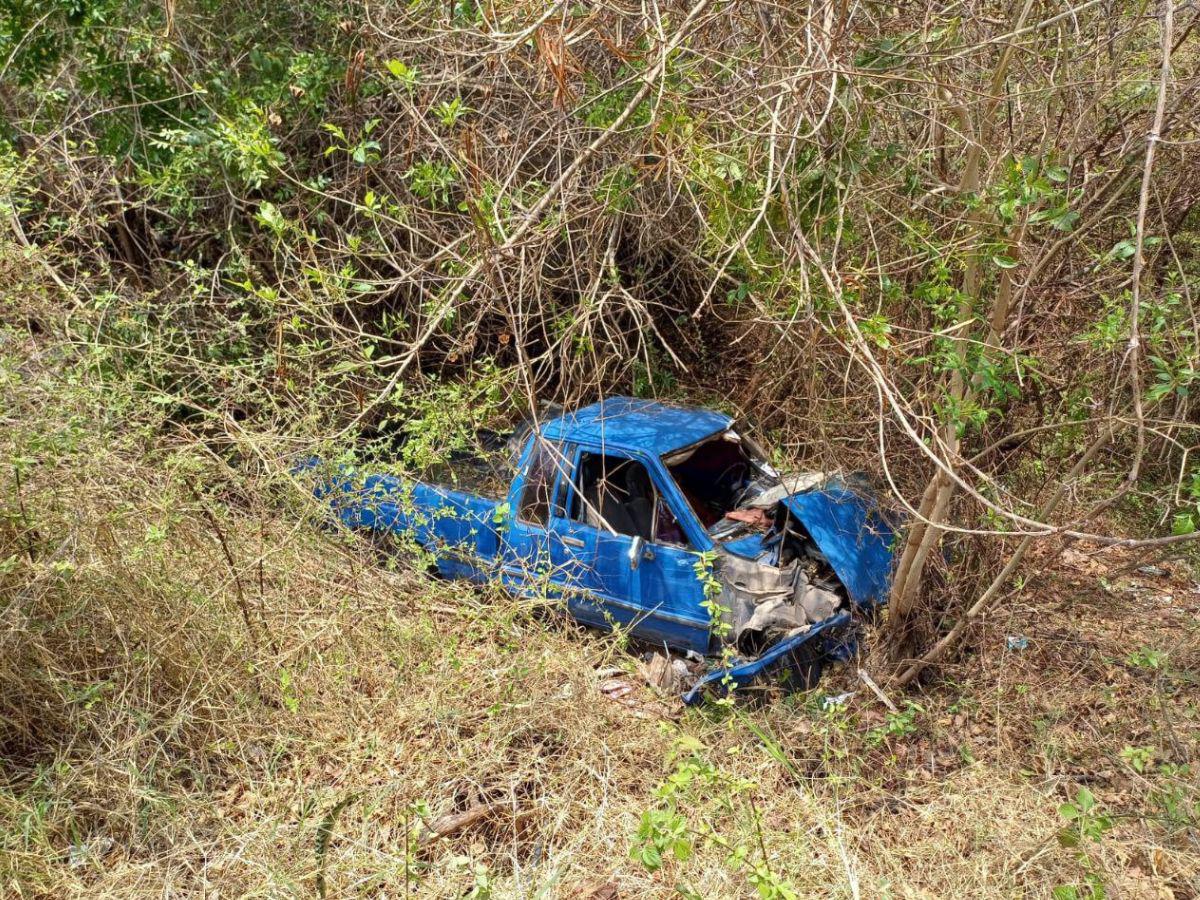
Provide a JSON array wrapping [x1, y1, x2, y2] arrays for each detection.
[[779, 484, 894, 606]]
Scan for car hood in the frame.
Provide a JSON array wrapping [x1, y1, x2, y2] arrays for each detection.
[[722, 482, 895, 607]]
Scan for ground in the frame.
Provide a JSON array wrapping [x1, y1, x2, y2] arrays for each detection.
[[2, 452, 1196, 898], [1, 319, 1197, 898]]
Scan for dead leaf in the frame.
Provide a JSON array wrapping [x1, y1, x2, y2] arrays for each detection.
[[534, 25, 580, 108], [638, 652, 680, 693], [570, 882, 619, 900], [598, 678, 677, 721], [1060, 547, 1105, 575]]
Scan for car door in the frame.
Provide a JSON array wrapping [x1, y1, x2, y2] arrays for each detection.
[[500, 435, 574, 594], [502, 437, 643, 621], [549, 446, 635, 629], [630, 468, 713, 654], [554, 448, 711, 652]]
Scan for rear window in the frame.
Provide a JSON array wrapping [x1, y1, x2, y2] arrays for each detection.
[[517, 439, 570, 525]]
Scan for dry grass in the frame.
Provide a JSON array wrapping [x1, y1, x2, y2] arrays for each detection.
[[2, 314, 1197, 899]]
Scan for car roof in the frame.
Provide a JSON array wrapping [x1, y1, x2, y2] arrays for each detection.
[[540, 397, 733, 456]]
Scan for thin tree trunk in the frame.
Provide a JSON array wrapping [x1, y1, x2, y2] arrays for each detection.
[[893, 422, 1119, 686], [887, 0, 1035, 639], [892, 0, 1176, 684]]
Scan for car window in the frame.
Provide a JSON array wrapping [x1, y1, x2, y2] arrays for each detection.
[[567, 451, 690, 548], [664, 428, 767, 530], [517, 439, 570, 525]]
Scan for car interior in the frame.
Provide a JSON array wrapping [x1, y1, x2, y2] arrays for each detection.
[[664, 431, 765, 528], [566, 452, 688, 547]]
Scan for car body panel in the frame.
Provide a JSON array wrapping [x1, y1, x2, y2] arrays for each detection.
[[541, 397, 732, 456], [779, 486, 894, 608], [681, 611, 851, 704]]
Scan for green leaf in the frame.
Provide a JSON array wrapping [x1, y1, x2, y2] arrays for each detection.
[[279, 668, 299, 713], [1148, 382, 1172, 403], [992, 255, 1019, 269], [1051, 210, 1079, 231], [1111, 239, 1135, 261], [255, 201, 285, 234], [672, 838, 692, 861], [642, 845, 663, 871], [1171, 512, 1195, 536]]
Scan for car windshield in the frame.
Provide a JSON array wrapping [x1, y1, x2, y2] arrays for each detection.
[[662, 428, 780, 540]]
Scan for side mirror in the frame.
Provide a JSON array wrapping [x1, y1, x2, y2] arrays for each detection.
[[628, 536, 644, 570]]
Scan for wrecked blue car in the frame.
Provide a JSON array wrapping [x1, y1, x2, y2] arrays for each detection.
[[306, 397, 894, 702]]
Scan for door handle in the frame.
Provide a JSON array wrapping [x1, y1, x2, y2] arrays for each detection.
[[561, 535, 585, 548]]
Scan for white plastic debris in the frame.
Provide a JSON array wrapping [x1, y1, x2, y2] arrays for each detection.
[[820, 691, 855, 710]]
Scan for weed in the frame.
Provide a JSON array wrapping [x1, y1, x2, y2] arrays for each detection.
[[867, 702, 923, 747]]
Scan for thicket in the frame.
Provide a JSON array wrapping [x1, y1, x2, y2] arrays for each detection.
[[3, 0, 1199, 688], [3, 0, 1199, 895]]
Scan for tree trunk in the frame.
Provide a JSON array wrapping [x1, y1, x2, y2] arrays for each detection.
[[887, 0, 1035, 657]]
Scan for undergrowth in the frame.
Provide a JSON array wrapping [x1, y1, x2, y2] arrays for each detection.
[[2, 271, 1197, 897], [2, 0, 1199, 894]]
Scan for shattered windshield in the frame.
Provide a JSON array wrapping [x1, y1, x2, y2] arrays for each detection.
[[662, 428, 782, 540]]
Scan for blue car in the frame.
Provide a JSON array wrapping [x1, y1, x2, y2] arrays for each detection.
[[305, 397, 894, 702]]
